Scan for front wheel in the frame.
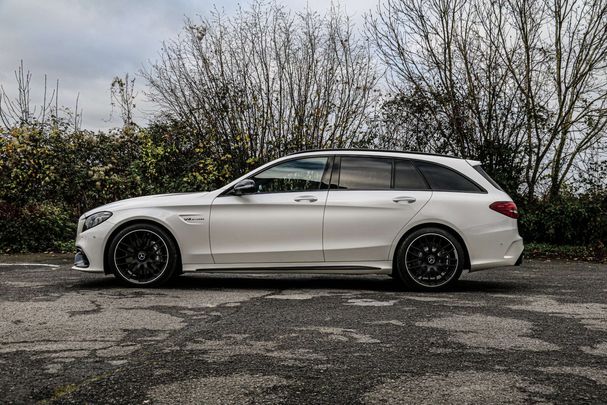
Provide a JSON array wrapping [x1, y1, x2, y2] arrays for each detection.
[[107, 223, 179, 287], [395, 227, 464, 291]]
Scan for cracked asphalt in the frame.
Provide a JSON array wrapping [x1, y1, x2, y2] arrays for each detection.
[[1, 255, 606, 404]]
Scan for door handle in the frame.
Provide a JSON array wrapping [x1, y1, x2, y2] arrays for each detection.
[[393, 196, 416, 203], [294, 195, 318, 203]]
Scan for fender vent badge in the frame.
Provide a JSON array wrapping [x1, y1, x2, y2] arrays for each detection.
[[179, 214, 205, 224]]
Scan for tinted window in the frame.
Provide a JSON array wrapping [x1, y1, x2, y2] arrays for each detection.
[[416, 162, 482, 192], [338, 157, 392, 189], [394, 160, 428, 190], [473, 165, 503, 191], [253, 157, 328, 193]]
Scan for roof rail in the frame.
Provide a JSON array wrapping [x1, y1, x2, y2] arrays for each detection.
[[287, 148, 462, 159]]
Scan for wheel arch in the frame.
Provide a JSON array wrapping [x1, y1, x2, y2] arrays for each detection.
[[103, 218, 183, 275], [391, 222, 471, 274]]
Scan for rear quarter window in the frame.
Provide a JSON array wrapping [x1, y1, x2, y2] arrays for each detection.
[[416, 162, 483, 192], [473, 165, 504, 191]]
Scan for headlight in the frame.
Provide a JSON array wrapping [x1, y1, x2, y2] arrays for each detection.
[[83, 211, 112, 231]]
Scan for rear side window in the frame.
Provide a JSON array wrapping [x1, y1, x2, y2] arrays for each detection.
[[394, 159, 429, 190], [338, 156, 392, 189], [473, 165, 503, 191], [416, 162, 483, 192]]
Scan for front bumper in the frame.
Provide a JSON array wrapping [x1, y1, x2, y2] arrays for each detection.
[[74, 248, 90, 268], [71, 218, 114, 273]]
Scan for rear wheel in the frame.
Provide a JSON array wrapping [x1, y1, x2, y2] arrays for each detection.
[[395, 227, 464, 291], [107, 223, 179, 287]]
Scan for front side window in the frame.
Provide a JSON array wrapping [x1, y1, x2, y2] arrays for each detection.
[[416, 162, 483, 192], [338, 157, 392, 190], [252, 157, 328, 193]]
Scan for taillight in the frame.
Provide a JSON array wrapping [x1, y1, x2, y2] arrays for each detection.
[[489, 201, 519, 219]]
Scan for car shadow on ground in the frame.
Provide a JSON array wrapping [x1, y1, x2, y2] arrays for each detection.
[[73, 272, 525, 295]]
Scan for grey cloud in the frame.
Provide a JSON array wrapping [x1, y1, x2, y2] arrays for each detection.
[[0, 0, 375, 130]]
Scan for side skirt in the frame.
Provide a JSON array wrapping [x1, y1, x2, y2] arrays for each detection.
[[183, 262, 393, 275]]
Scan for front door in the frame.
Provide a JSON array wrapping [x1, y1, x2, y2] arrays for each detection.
[[210, 156, 330, 264]]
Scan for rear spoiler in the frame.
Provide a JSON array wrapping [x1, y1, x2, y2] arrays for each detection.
[[466, 159, 481, 167]]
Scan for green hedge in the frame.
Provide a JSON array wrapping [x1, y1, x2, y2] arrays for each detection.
[[518, 193, 607, 246], [1, 125, 605, 254], [0, 124, 238, 253], [0, 202, 75, 253]]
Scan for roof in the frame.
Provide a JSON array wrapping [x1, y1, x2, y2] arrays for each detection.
[[287, 148, 462, 160]]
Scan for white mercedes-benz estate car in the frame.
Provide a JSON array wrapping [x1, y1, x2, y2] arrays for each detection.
[[73, 149, 523, 290]]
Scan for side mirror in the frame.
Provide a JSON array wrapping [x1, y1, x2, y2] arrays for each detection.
[[233, 179, 256, 195]]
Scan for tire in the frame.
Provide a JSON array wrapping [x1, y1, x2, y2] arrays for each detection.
[[106, 223, 179, 287], [395, 227, 464, 291]]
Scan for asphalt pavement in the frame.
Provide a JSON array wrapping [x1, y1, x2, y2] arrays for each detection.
[[1, 255, 606, 404]]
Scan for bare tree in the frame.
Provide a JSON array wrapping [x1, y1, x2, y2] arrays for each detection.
[[489, 0, 607, 198], [0, 61, 81, 132], [110, 73, 137, 128], [367, 0, 607, 199], [367, 0, 528, 189], [142, 1, 379, 172]]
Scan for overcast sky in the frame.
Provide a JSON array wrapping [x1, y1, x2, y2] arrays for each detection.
[[0, 0, 376, 130]]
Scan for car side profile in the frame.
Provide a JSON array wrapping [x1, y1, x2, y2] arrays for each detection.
[[73, 150, 523, 291]]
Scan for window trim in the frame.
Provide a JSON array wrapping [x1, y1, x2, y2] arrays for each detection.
[[220, 155, 332, 196], [320, 155, 335, 190], [394, 158, 430, 191], [219, 153, 487, 196], [472, 164, 503, 191], [335, 155, 395, 191], [413, 160, 487, 194], [329, 155, 486, 193]]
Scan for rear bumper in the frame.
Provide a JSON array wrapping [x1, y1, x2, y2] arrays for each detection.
[[469, 236, 524, 271]]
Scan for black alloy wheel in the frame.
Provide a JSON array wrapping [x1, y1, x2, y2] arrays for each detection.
[[395, 227, 464, 290], [107, 223, 179, 287]]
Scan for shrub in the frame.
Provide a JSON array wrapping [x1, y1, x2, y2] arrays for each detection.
[[1, 123, 605, 255], [0, 202, 76, 253], [518, 192, 607, 246]]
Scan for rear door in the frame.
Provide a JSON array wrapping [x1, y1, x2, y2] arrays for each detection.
[[323, 156, 432, 262]]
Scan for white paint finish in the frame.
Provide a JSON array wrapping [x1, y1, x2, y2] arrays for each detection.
[[400, 190, 523, 270], [72, 150, 523, 279], [323, 190, 431, 261], [209, 191, 327, 263]]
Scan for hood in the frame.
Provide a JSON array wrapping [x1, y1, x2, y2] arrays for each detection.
[[82, 192, 209, 217]]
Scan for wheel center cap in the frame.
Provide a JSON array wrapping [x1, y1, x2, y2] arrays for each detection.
[[137, 252, 146, 261], [427, 255, 436, 264]]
